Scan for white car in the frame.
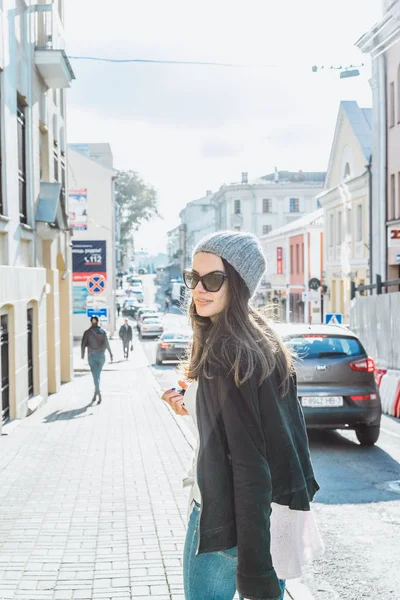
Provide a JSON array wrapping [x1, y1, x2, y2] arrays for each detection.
[[139, 318, 164, 339]]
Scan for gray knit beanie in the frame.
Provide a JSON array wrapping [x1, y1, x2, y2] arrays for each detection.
[[193, 230, 267, 297]]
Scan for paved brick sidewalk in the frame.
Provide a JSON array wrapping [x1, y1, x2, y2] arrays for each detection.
[[0, 340, 192, 600]]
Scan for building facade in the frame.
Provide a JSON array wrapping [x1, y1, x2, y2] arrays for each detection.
[[317, 102, 372, 324], [68, 145, 118, 339], [179, 191, 216, 269], [260, 209, 324, 324], [356, 0, 400, 284], [0, 0, 75, 431], [212, 170, 325, 238]]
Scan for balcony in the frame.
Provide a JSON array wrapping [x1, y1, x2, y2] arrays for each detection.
[[34, 4, 75, 89]]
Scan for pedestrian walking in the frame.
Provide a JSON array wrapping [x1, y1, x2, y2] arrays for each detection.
[[81, 316, 113, 404], [164, 298, 170, 314], [162, 231, 324, 600], [119, 319, 133, 359], [117, 302, 121, 317]]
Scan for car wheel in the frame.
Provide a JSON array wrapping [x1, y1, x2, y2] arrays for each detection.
[[355, 424, 380, 446]]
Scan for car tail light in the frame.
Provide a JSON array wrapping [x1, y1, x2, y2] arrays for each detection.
[[160, 342, 169, 349], [349, 357, 375, 373], [142, 327, 148, 331], [350, 394, 378, 401]]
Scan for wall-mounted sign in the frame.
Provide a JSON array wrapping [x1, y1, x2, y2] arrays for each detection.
[[308, 278, 321, 290], [277, 247, 283, 275], [72, 241, 107, 285], [388, 225, 400, 247], [69, 189, 88, 231]]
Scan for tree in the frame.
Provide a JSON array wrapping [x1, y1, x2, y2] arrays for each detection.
[[115, 170, 158, 257]]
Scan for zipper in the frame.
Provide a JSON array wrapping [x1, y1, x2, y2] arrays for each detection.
[[195, 386, 203, 557]]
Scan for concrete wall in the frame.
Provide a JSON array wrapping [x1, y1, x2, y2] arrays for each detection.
[[351, 292, 400, 370]]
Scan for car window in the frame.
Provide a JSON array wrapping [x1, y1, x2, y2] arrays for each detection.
[[283, 335, 364, 359], [143, 320, 162, 325], [162, 333, 190, 340]]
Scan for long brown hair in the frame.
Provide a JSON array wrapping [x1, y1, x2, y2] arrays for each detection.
[[183, 259, 293, 395]]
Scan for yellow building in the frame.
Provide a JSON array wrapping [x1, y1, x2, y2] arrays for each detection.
[[317, 101, 371, 324]]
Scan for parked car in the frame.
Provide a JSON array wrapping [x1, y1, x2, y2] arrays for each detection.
[[136, 307, 156, 320], [139, 318, 164, 339], [155, 332, 191, 365], [122, 299, 139, 317], [274, 323, 382, 446]]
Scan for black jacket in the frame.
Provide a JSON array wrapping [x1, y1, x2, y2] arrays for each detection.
[[196, 368, 319, 600], [81, 326, 112, 358], [119, 324, 133, 343]]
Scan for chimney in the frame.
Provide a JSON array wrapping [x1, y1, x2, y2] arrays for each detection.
[[206, 190, 212, 196], [241, 172, 248, 184]]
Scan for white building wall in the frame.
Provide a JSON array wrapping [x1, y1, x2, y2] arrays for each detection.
[[68, 148, 118, 338]]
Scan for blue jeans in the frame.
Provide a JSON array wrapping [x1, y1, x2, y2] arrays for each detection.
[[184, 503, 285, 600], [88, 353, 106, 394]]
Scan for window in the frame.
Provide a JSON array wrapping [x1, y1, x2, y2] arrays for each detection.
[[234, 199, 241, 215], [17, 101, 27, 224], [356, 204, 363, 242], [337, 211, 342, 245], [263, 225, 272, 235], [263, 198, 272, 213], [284, 335, 363, 360], [290, 197, 299, 213], [390, 81, 395, 128], [329, 213, 334, 247], [347, 206, 352, 236], [296, 244, 299, 273], [390, 173, 396, 220], [27, 309, 34, 398], [1, 314, 10, 423], [290, 246, 293, 274], [344, 162, 351, 178], [54, 142, 59, 182]]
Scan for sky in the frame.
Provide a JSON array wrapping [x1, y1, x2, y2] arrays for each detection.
[[65, 0, 383, 256]]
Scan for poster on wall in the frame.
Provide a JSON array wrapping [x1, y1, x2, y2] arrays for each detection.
[[72, 286, 90, 314], [69, 189, 88, 231], [72, 241, 107, 283]]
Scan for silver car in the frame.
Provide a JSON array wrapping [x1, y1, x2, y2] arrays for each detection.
[[139, 318, 164, 339], [274, 324, 382, 446]]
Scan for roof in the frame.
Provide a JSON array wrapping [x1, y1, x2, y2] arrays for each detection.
[[341, 101, 372, 161], [260, 171, 326, 184], [272, 323, 356, 337], [261, 208, 323, 240]]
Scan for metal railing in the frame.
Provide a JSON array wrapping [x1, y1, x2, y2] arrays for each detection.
[[351, 274, 400, 299]]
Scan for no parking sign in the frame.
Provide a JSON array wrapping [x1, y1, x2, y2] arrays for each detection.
[[87, 274, 107, 295]]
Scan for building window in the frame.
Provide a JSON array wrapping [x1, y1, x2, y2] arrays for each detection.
[[262, 225, 272, 235], [390, 173, 396, 220], [329, 213, 334, 247], [53, 142, 59, 182], [337, 211, 342, 245], [296, 244, 299, 273], [290, 197, 299, 213], [390, 81, 395, 128], [344, 162, 351, 178], [234, 199, 241, 215], [17, 101, 27, 224], [347, 206, 352, 236], [263, 198, 272, 213], [290, 246, 293, 274], [356, 204, 363, 242], [60, 152, 66, 211], [1, 314, 10, 423], [27, 309, 34, 398]]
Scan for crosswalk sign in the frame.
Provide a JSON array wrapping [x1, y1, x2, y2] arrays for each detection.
[[325, 313, 343, 325]]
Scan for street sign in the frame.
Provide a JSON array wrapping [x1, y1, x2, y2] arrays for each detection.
[[308, 277, 321, 291], [325, 313, 343, 325], [87, 274, 107, 295], [87, 307, 109, 324]]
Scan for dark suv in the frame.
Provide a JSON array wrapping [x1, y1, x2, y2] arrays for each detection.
[[275, 324, 382, 446]]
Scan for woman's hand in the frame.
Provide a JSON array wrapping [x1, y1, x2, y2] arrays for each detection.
[[161, 385, 189, 416]]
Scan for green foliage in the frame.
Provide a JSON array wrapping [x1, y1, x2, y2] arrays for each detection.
[[115, 170, 158, 246]]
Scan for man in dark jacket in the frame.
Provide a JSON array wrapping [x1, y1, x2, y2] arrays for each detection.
[[81, 317, 113, 404], [119, 319, 133, 359]]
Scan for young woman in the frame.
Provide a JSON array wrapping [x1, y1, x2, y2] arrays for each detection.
[[162, 231, 324, 600]]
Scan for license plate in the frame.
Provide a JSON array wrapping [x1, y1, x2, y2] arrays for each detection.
[[301, 396, 343, 408], [174, 344, 186, 349]]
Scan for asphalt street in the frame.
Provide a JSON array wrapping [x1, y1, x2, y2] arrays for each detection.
[[140, 275, 400, 600]]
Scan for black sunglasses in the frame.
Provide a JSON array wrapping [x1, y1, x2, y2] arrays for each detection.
[[183, 270, 228, 293]]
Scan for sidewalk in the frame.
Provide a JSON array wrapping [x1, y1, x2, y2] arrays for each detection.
[[0, 336, 312, 600]]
